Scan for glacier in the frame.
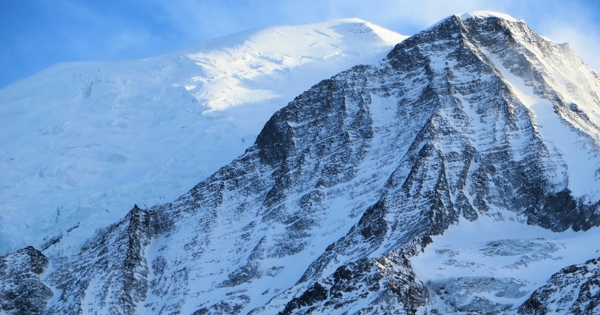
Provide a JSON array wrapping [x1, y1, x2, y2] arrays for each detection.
[[0, 18, 406, 258]]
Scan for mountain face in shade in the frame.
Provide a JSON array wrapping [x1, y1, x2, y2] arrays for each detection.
[[3, 11, 600, 315], [0, 18, 406, 258]]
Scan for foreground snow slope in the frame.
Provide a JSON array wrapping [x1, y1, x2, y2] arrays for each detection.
[[0, 18, 406, 257]]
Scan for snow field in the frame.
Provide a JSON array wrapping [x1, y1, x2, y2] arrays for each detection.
[[0, 19, 407, 258], [411, 211, 600, 313]]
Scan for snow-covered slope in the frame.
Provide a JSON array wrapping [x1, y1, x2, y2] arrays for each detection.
[[0, 18, 406, 257], [3, 11, 600, 315], [411, 212, 600, 313]]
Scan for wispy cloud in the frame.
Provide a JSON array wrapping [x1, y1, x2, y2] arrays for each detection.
[[519, 1, 600, 71]]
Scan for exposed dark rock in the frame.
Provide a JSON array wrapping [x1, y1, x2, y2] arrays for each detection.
[[0, 246, 52, 315], [45, 205, 152, 315], [519, 257, 600, 314], [281, 282, 329, 315]]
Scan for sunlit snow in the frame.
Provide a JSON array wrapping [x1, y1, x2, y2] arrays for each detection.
[[459, 11, 521, 23], [0, 19, 407, 257]]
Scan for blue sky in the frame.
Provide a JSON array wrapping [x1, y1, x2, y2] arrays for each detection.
[[1, 0, 599, 89]]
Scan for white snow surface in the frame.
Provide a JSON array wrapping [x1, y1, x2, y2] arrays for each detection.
[[411, 211, 600, 313], [459, 11, 520, 23], [0, 18, 407, 257]]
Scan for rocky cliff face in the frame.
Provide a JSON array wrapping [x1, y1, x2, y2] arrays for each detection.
[[2, 12, 600, 314], [519, 257, 600, 314], [0, 247, 52, 315], [44, 205, 151, 315]]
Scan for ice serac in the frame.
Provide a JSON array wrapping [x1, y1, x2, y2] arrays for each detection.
[[3, 12, 600, 315]]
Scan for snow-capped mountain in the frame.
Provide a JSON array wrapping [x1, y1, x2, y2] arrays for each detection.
[[3, 11, 600, 315], [0, 18, 406, 258]]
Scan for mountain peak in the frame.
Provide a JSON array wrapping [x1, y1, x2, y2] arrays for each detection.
[[4, 12, 600, 315], [178, 18, 405, 58], [457, 10, 521, 22], [422, 10, 523, 36]]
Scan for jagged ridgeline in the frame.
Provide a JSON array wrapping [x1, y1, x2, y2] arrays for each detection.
[[2, 12, 600, 315]]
